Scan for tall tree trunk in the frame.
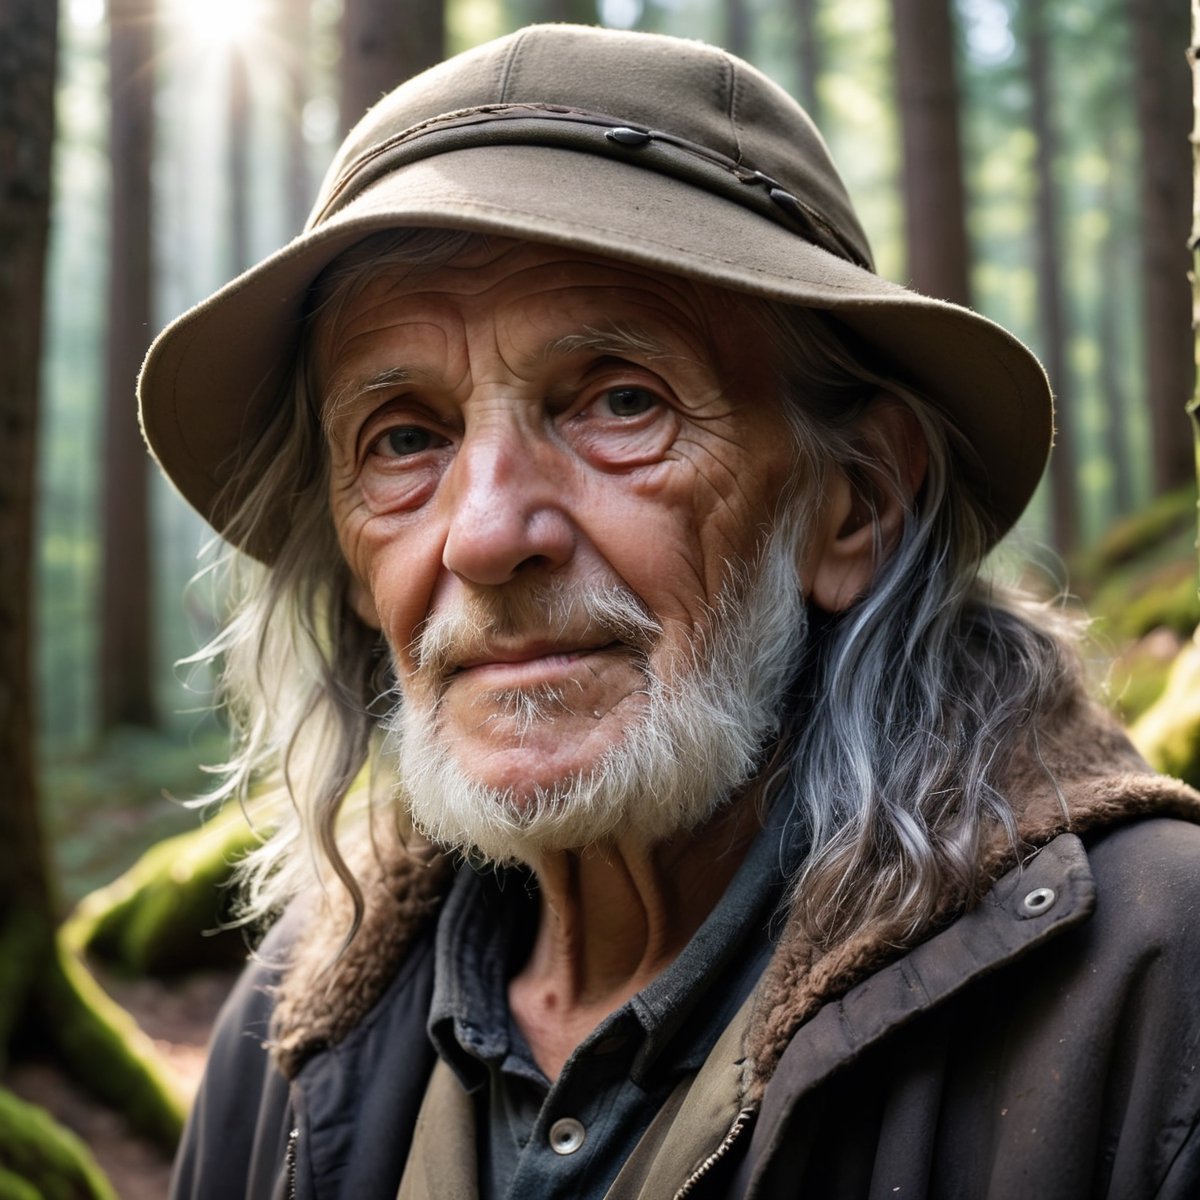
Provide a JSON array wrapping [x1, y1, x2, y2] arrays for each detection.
[[890, 0, 971, 306], [0, 6, 189, 1177], [1131, 0, 1194, 497], [0, 0, 58, 956], [724, 0, 750, 57], [229, 46, 251, 274], [528, 0, 596, 22], [339, 0, 444, 134], [793, 0, 822, 124], [1189, 0, 1200, 554], [284, 0, 314, 235], [1098, 129, 1135, 519], [102, 0, 157, 730], [1026, 0, 1078, 551]]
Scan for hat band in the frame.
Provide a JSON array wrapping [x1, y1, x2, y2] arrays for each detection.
[[312, 103, 872, 270]]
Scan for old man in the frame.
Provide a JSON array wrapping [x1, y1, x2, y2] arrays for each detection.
[[140, 23, 1200, 1200]]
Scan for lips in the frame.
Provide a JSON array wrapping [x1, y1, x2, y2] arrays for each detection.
[[450, 640, 621, 685]]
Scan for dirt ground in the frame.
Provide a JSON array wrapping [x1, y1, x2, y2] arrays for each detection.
[[5, 967, 236, 1200]]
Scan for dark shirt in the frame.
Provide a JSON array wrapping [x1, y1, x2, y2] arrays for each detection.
[[427, 809, 798, 1200]]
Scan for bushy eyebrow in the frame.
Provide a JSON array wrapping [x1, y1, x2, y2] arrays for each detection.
[[544, 323, 675, 362], [321, 365, 413, 437]]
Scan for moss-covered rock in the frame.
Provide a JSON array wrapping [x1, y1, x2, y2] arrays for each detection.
[[1088, 486, 1198, 571], [63, 805, 259, 977], [38, 944, 187, 1149], [0, 1087, 116, 1200], [1075, 485, 1200, 647], [1131, 631, 1200, 787]]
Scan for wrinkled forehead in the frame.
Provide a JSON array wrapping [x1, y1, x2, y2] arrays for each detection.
[[305, 230, 781, 395]]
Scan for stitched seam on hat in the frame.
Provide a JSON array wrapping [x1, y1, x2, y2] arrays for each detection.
[[498, 27, 527, 103], [727, 56, 745, 166]]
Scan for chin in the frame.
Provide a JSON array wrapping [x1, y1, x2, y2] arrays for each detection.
[[399, 755, 654, 866]]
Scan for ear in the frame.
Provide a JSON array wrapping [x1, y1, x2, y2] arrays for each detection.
[[802, 396, 929, 614], [346, 574, 382, 631]]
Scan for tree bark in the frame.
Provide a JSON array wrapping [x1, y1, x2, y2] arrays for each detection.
[[228, 46, 251, 274], [793, 0, 822, 125], [528, 0, 596, 23], [1131, 0, 1194, 496], [1189, 0, 1200, 549], [102, 0, 157, 729], [284, 0, 314, 235], [339, 0, 444, 134], [0, 8, 187, 1175], [891, 0, 971, 307], [1098, 129, 1135, 519], [724, 0, 751, 58], [1026, 0, 1078, 551], [0, 0, 58, 937]]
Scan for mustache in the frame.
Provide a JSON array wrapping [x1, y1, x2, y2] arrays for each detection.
[[410, 577, 662, 683]]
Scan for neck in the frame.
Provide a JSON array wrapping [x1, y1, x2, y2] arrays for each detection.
[[507, 792, 763, 1079]]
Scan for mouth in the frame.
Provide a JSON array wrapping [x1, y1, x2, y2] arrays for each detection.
[[449, 641, 624, 688]]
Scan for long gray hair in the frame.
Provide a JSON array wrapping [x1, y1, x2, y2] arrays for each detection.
[[193, 229, 1079, 950]]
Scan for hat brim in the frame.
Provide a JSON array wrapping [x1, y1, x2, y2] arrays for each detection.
[[139, 143, 1052, 560]]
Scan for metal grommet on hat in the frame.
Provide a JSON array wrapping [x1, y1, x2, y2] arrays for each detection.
[[605, 126, 651, 147]]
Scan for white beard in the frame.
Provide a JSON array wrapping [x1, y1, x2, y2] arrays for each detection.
[[384, 515, 808, 865]]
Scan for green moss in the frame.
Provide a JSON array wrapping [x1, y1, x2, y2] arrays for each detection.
[[38, 945, 187, 1150], [0, 1167, 42, 1200], [1131, 635, 1200, 787], [1086, 554, 1200, 644], [0, 1087, 117, 1200], [1104, 652, 1175, 725], [1090, 487, 1197, 570], [1072, 486, 1200, 652], [63, 804, 259, 976]]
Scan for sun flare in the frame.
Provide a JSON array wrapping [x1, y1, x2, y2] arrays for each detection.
[[170, 0, 264, 49]]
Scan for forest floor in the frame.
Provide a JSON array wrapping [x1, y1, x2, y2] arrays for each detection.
[[5, 965, 236, 1200]]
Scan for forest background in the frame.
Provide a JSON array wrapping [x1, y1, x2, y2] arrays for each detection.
[[1, 0, 1197, 1196]]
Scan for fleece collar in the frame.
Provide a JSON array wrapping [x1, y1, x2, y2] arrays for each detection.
[[269, 693, 1200, 1082]]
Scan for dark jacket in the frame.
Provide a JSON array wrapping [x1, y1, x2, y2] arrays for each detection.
[[171, 702, 1200, 1199]]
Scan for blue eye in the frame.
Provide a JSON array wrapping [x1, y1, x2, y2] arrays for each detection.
[[604, 387, 656, 417], [382, 427, 433, 456]]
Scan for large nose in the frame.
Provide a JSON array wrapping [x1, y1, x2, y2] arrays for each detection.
[[441, 419, 575, 586]]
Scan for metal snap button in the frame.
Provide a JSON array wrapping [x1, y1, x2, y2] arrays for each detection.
[[548, 1117, 586, 1156], [605, 126, 651, 147], [1021, 886, 1057, 915]]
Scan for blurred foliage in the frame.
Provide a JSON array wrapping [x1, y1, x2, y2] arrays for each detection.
[[0, 1087, 116, 1200], [1131, 633, 1200, 788], [42, 726, 230, 909], [1071, 485, 1199, 723], [1075, 486, 1200, 644]]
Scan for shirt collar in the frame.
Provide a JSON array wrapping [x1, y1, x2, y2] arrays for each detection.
[[427, 799, 804, 1092]]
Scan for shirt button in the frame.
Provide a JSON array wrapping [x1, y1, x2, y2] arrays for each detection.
[[548, 1117, 586, 1156]]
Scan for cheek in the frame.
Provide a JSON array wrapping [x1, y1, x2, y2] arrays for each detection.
[[339, 515, 445, 673], [580, 435, 791, 629]]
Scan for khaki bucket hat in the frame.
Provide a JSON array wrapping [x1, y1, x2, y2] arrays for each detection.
[[138, 22, 1052, 562]]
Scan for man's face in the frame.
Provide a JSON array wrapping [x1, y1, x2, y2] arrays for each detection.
[[321, 238, 799, 816]]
